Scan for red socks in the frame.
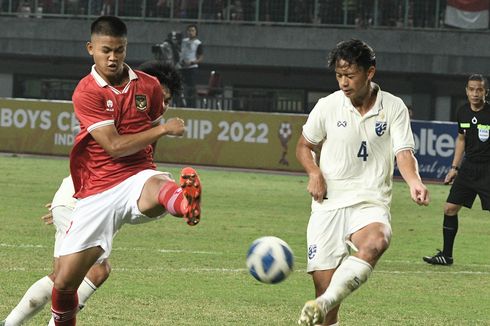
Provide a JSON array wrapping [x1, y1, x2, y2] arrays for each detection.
[[158, 181, 186, 217], [51, 288, 78, 325]]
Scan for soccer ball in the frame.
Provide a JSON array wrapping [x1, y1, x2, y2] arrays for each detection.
[[246, 236, 294, 284]]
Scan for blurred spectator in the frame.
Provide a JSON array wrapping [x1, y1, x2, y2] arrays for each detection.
[[66, 0, 80, 15], [100, 0, 114, 15], [260, 0, 285, 22], [179, 24, 203, 108], [202, 0, 224, 20], [39, 0, 55, 14], [226, 0, 244, 21], [158, 0, 171, 17], [355, 0, 374, 28], [318, 0, 343, 25], [17, 0, 31, 17], [179, 0, 199, 18], [413, 0, 437, 28], [288, 0, 312, 23]]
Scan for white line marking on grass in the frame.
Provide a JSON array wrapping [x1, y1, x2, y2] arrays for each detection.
[[0, 243, 46, 248], [376, 270, 490, 275], [382, 259, 490, 269], [0, 243, 222, 255], [3, 267, 490, 276], [113, 267, 247, 273]]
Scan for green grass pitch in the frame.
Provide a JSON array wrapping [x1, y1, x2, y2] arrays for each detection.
[[0, 155, 489, 325]]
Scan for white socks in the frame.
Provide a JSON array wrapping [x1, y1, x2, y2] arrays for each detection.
[[319, 256, 373, 312], [47, 277, 97, 326], [4, 276, 54, 326], [3, 275, 98, 326]]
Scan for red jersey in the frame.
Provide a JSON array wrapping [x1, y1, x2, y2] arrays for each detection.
[[70, 64, 164, 198]]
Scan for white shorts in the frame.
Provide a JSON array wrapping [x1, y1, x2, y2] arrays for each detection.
[[57, 169, 172, 262], [306, 202, 392, 272], [53, 206, 74, 258]]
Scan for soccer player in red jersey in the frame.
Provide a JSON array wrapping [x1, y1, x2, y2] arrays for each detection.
[[49, 16, 201, 326], [1, 61, 188, 326]]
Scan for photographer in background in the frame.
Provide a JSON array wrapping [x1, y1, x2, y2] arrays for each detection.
[[179, 24, 203, 108]]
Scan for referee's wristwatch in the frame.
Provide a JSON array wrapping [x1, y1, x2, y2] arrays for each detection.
[[450, 165, 459, 171]]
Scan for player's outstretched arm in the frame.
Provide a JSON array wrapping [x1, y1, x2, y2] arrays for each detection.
[[90, 118, 185, 158], [396, 149, 430, 206], [296, 135, 326, 203]]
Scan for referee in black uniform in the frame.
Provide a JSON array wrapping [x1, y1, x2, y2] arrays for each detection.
[[424, 74, 490, 265]]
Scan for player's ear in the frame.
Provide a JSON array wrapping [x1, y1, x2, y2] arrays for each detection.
[[86, 41, 94, 55], [367, 66, 376, 81]]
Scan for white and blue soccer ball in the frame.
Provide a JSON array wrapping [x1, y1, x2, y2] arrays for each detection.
[[246, 236, 294, 284]]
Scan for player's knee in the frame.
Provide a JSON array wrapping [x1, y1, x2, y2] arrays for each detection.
[[359, 234, 390, 261], [444, 203, 460, 216], [101, 260, 112, 279], [87, 260, 111, 286], [53, 278, 78, 291]]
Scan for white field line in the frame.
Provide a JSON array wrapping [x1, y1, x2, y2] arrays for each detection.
[[2, 267, 490, 276], [2, 243, 490, 271]]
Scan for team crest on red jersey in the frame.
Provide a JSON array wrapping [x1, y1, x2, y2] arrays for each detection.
[[135, 95, 148, 111]]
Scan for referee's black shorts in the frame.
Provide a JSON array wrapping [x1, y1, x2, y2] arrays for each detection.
[[447, 160, 490, 210]]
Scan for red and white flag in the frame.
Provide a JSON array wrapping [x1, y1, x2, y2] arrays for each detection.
[[445, 0, 489, 29]]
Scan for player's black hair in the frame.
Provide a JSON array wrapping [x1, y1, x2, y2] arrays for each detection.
[[327, 39, 376, 71], [138, 60, 182, 97], [187, 24, 198, 36], [467, 73, 489, 90], [91, 16, 127, 37]]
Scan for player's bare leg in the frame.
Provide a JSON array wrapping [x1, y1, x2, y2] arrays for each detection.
[[299, 223, 389, 325], [52, 247, 103, 326]]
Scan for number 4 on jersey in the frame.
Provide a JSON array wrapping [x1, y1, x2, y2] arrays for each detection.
[[357, 141, 368, 161]]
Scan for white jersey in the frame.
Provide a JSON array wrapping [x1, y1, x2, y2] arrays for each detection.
[[50, 176, 76, 210], [180, 37, 202, 69], [302, 84, 414, 211]]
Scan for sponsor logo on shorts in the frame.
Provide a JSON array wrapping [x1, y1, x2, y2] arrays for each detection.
[[308, 244, 317, 260]]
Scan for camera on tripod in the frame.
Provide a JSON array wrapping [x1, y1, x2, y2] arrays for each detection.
[[151, 31, 182, 66]]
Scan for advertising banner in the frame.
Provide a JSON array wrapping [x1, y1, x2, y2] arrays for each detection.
[[0, 98, 306, 172], [155, 108, 306, 171], [395, 120, 458, 181], [0, 98, 459, 180]]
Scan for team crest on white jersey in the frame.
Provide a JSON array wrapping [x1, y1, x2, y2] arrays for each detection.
[[337, 121, 347, 127], [478, 125, 489, 142], [375, 121, 387, 136], [106, 100, 114, 112], [135, 95, 148, 111]]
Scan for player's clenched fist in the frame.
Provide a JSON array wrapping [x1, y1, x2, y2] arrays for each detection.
[[162, 117, 185, 136]]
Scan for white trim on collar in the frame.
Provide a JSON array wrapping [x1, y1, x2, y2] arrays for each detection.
[[90, 63, 138, 90]]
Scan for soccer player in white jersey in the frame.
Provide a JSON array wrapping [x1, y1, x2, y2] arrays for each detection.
[[296, 39, 430, 326], [1, 177, 109, 326]]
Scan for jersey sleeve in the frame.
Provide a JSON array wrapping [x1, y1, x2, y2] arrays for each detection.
[[456, 107, 466, 134], [390, 99, 415, 155], [196, 43, 204, 57], [148, 78, 164, 126], [302, 98, 327, 145], [73, 90, 114, 133]]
